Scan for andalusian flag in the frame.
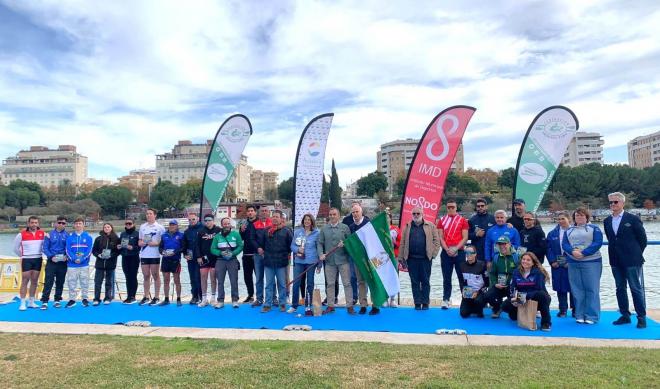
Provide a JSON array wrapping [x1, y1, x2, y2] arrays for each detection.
[[343, 212, 400, 307]]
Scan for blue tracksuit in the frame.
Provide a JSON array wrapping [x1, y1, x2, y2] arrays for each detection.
[[484, 224, 520, 262], [65, 231, 94, 267], [44, 229, 69, 259], [160, 231, 184, 259]]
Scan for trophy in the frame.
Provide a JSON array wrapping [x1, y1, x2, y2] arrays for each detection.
[[556, 255, 567, 267], [120, 238, 129, 249], [497, 274, 508, 286], [295, 236, 307, 259], [101, 249, 111, 259], [462, 286, 474, 299]]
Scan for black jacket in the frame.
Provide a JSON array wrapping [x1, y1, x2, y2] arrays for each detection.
[[195, 225, 221, 260], [119, 227, 140, 257], [507, 214, 525, 233], [264, 226, 293, 268], [240, 218, 259, 255], [93, 232, 120, 270], [604, 212, 647, 267], [520, 225, 547, 263], [183, 222, 203, 256], [468, 212, 495, 260]]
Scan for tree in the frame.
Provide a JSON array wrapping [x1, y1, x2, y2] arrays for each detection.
[[149, 181, 187, 214], [356, 171, 388, 197], [329, 159, 343, 209], [0, 206, 18, 222], [221, 185, 237, 202], [277, 177, 294, 203], [321, 176, 329, 203], [91, 185, 133, 217], [181, 179, 203, 204], [497, 168, 516, 189], [7, 187, 40, 215], [394, 177, 406, 197], [8, 179, 46, 205]]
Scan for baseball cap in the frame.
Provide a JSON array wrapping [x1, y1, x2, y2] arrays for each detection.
[[169, 219, 178, 225], [513, 198, 525, 205], [496, 235, 510, 244]]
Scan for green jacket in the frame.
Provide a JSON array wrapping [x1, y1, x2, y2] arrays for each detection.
[[210, 230, 244, 260], [488, 253, 518, 288], [316, 222, 351, 266]]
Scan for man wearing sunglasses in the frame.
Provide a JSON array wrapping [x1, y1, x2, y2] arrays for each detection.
[[118, 217, 140, 304], [40, 216, 69, 309], [604, 192, 648, 329], [398, 206, 441, 310], [437, 199, 469, 309], [468, 198, 495, 263]]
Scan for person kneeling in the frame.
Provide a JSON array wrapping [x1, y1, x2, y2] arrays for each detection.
[[459, 246, 487, 318], [502, 252, 552, 331]]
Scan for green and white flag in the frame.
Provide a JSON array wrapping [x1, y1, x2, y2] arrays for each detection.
[[343, 212, 399, 307]]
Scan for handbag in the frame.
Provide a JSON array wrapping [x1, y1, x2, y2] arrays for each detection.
[[517, 300, 539, 331]]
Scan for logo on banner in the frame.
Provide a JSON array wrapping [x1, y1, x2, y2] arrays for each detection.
[[425, 114, 459, 161], [307, 142, 321, 157], [207, 163, 229, 182], [403, 196, 439, 211], [221, 126, 250, 143], [534, 117, 576, 140], [519, 162, 548, 184]]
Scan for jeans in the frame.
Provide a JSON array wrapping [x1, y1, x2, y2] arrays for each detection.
[[407, 257, 432, 305], [264, 265, 286, 307], [186, 257, 202, 300], [94, 268, 115, 301], [67, 266, 89, 300], [254, 254, 265, 303], [292, 263, 316, 308], [440, 250, 465, 301], [242, 254, 255, 298], [611, 265, 646, 318], [41, 260, 67, 302], [122, 255, 140, 300], [568, 260, 602, 322]]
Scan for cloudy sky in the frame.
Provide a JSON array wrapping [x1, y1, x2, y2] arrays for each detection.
[[1, 0, 659, 187]]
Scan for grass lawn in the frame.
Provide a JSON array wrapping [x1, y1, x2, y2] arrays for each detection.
[[1, 333, 658, 388]]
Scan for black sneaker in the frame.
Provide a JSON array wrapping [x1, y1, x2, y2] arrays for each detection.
[[242, 296, 254, 303], [65, 300, 76, 308], [637, 317, 647, 329], [149, 298, 160, 306], [321, 298, 327, 306], [92, 300, 100, 306], [557, 311, 567, 318], [368, 307, 380, 315], [176, 298, 182, 307], [54, 301, 62, 308], [421, 304, 429, 310], [139, 297, 150, 306], [123, 298, 137, 305], [40, 302, 48, 310], [541, 323, 552, 332], [613, 315, 631, 325], [358, 307, 367, 315], [82, 299, 89, 307], [189, 298, 199, 305], [157, 299, 170, 307], [415, 304, 421, 310]]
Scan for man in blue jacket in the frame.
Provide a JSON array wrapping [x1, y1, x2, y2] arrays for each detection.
[[183, 213, 203, 304], [484, 210, 520, 267], [40, 216, 69, 309], [65, 217, 94, 308], [604, 192, 648, 329], [159, 220, 185, 306], [468, 198, 495, 262]]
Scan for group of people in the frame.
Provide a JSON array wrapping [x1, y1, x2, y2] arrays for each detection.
[[13, 191, 649, 330]]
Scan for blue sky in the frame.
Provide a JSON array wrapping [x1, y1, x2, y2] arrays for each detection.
[[0, 0, 659, 187]]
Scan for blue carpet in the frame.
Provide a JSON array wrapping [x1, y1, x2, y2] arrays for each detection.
[[1, 299, 658, 340]]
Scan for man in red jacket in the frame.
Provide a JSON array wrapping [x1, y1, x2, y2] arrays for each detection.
[[13, 216, 46, 311]]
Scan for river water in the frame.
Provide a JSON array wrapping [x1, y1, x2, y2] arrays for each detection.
[[2, 222, 659, 308]]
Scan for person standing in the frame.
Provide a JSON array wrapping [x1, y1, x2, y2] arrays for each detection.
[[386, 212, 401, 308], [546, 212, 574, 317], [519, 212, 547, 263], [604, 192, 648, 329], [182, 213, 203, 304], [468, 198, 495, 263], [159, 219, 185, 306], [437, 199, 469, 309], [289, 214, 321, 315], [65, 217, 94, 308], [92, 223, 120, 305], [484, 210, 520, 265], [348, 203, 377, 314], [562, 207, 603, 324], [250, 206, 273, 307], [507, 198, 526, 232], [260, 211, 292, 313], [317, 208, 355, 315], [14, 216, 46, 311], [398, 206, 441, 311], [40, 216, 69, 309], [239, 205, 259, 303], [196, 214, 221, 307], [138, 208, 165, 306], [211, 217, 244, 309], [118, 218, 140, 304]]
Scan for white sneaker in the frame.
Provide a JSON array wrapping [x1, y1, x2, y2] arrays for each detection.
[[214, 301, 224, 309], [28, 301, 39, 309], [232, 302, 239, 308], [584, 319, 595, 325], [198, 300, 209, 308], [19, 302, 27, 311], [441, 300, 450, 309], [389, 298, 398, 308], [287, 307, 297, 314]]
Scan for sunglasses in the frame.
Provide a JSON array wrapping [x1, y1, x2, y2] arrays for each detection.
[[57, 221, 67, 225], [204, 219, 214, 222], [412, 212, 421, 215], [476, 204, 486, 208], [609, 200, 619, 205], [447, 206, 456, 209], [465, 251, 476, 255]]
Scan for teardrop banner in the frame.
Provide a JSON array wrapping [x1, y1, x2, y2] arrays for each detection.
[[513, 106, 578, 212], [199, 114, 253, 217], [292, 113, 334, 226], [399, 106, 476, 229]]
